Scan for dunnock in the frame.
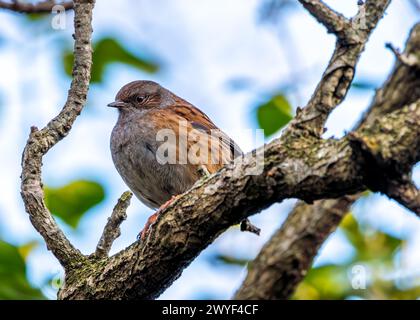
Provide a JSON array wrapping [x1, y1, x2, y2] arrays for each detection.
[[109, 80, 259, 239]]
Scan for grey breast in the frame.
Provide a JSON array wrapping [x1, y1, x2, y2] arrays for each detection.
[[110, 114, 196, 209]]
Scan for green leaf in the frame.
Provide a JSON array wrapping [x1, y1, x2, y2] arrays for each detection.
[[63, 37, 159, 83], [293, 265, 351, 300], [0, 240, 45, 300], [340, 214, 366, 253], [340, 214, 402, 262], [18, 241, 39, 260], [25, 13, 48, 21], [256, 94, 293, 137], [212, 254, 249, 266], [0, 241, 25, 276], [44, 180, 105, 229]]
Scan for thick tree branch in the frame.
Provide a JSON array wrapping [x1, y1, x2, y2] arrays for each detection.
[[289, 0, 391, 137], [0, 0, 73, 13], [235, 23, 420, 300], [386, 180, 419, 214], [17, 0, 418, 300], [233, 106, 419, 301], [94, 191, 132, 259], [20, 0, 94, 270], [233, 106, 418, 301], [57, 102, 419, 299], [297, 0, 350, 39], [351, 105, 420, 215], [235, 196, 357, 299]]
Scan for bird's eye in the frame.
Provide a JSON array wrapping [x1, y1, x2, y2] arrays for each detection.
[[136, 96, 146, 104]]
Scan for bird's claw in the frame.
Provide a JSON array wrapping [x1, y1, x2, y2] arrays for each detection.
[[138, 211, 159, 241], [138, 196, 179, 241]]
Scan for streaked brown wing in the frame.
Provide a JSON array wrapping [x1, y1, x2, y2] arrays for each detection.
[[170, 101, 243, 164]]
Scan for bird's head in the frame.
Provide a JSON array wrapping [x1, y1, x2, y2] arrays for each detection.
[[108, 80, 173, 113]]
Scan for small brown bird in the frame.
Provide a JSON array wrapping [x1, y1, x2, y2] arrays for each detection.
[[109, 80, 259, 239]]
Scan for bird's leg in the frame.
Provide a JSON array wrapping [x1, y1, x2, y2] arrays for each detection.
[[139, 211, 159, 241], [138, 195, 179, 241]]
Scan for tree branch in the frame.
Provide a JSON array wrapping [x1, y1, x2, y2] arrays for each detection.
[[289, 0, 391, 137], [233, 106, 419, 301], [57, 101, 419, 299], [386, 180, 420, 214], [17, 0, 418, 300], [94, 191, 132, 259], [235, 196, 357, 299], [351, 104, 420, 214], [235, 23, 420, 300], [297, 0, 350, 39], [20, 0, 94, 270], [358, 25, 420, 127], [0, 0, 73, 13]]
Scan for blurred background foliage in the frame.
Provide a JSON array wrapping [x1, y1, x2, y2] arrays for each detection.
[[63, 37, 159, 83], [1, 3, 164, 299], [213, 208, 420, 300], [256, 94, 292, 137], [293, 214, 420, 300], [0, 240, 44, 299], [44, 180, 105, 229], [0, 0, 418, 299]]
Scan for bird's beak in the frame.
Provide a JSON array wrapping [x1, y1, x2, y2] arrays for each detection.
[[107, 100, 128, 108]]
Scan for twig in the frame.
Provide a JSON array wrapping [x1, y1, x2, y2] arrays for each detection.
[[0, 0, 73, 13], [240, 219, 261, 236], [386, 42, 420, 68], [20, 0, 95, 270], [358, 24, 420, 127], [95, 191, 132, 258]]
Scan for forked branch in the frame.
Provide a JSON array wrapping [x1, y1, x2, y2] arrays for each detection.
[[20, 0, 95, 269], [289, 0, 391, 137]]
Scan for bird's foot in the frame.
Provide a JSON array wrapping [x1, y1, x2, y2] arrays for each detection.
[[138, 211, 159, 241], [138, 195, 179, 241]]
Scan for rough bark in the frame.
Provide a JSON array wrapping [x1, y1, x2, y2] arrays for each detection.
[[57, 102, 419, 300], [20, 0, 94, 270], [297, 0, 350, 39], [94, 191, 132, 259], [235, 23, 420, 300], [15, 0, 419, 300], [289, 0, 391, 137], [235, 196, 357, 300]]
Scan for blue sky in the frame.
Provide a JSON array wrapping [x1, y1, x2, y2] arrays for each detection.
[[0, 0, 419, 299]]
